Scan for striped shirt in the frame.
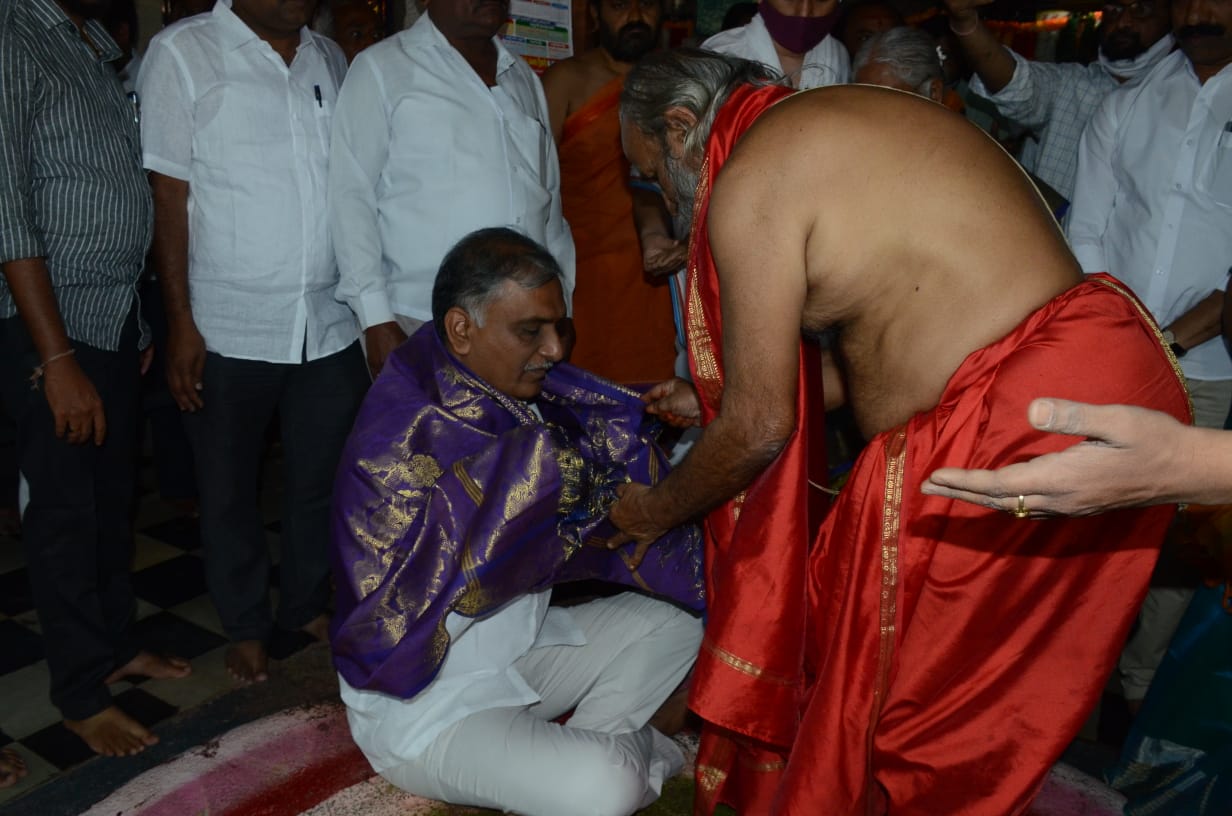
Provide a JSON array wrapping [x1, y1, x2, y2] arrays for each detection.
[[0, 0, 153, 351]]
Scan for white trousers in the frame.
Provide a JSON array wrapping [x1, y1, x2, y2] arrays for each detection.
[[1117, 377, 1231, 700], [381, 592, 702, 816]]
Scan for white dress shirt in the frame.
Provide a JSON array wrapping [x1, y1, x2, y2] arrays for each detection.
[[970, 51, 1118, 202], [1068, 51, 1232, 382], [701, 13, 851, 90], [139, 0, 358, 363], [339, 589, 586, 772], [329, 14, 576, 329]]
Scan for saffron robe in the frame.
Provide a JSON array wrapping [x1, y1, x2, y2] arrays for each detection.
[[560, 75, 676, 385], [330, 325, 705, 700]]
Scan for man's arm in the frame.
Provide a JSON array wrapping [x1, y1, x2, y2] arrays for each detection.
[[922, 398, 1232, 512], [942, 0, 1016, 94], [534, 74, 577, 308], [139, 35, 206, 410], [329, 55, 405, 377], [610, 154, 805, 543], [0, 32, 105, 445], [539, 60, 574, 145], [1066, 92, 1121, 273], [1166, 290, 1224, 353], [631, 185, 687, 277], [149, 172, 205, 411]]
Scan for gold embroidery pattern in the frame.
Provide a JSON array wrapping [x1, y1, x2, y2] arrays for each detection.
[[685, 158, 724, 409], [701, 636, 797, 685], [1089, 276, 1194, 419], [867, 429, 906, 776], [697, 764, 728, 794]]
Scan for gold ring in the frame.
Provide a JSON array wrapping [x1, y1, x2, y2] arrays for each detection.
[[1012, 495, 1030, 519]]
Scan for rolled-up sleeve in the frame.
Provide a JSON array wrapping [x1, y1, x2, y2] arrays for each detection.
[[969, 49, 1059, 132], [0, 32, 44, 264], [330, 53, 395, 329]]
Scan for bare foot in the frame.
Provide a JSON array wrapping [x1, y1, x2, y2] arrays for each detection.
[[64, 706, 158, 757], [300, 613, 330, 643], [0, 747, 28, 789], [226, 640, 269, 684], [104, 651, 192, 685]]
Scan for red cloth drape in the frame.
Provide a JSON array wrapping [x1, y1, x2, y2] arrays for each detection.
[[683, 83, 829, 815], [774, 275, 1191, 815]]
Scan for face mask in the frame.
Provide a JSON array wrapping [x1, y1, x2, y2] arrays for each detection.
[[1097, 32, 1175, 82], [758, 1, 837, 55]]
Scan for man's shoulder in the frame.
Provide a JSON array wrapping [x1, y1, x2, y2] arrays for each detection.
[[701, 24, 752, 56], [145, 11, 218, 62], [541, 53, 614, 103]]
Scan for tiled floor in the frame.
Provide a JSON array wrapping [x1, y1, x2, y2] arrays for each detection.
[[0, 455, 313, 808]]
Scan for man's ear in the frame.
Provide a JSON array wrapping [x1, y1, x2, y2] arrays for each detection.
[[926, 78, 945, 104], [588, 2, 599, 32], [662, 106, 699, 160], [443, 306, 474, 356]]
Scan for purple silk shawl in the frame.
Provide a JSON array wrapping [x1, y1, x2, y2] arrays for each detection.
[[330, 324, 706, 699]]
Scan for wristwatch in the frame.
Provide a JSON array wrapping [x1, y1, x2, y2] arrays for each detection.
[[1162, 329, 1188, 359]]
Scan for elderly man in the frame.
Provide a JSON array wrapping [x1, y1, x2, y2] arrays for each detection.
[[612, 50, 1190, 814], [331, 228, 703, 816], [852, 25, 945, 102], [702, 0, 850, 89], [942, 0, 1174, 203], [329, 0, 575, 380], [141, 0, 371, 684], [542, 0, 676, 384], [0, 0, 191, 757]]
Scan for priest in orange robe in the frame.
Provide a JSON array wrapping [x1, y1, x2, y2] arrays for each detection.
[[542, 0, 675, 385], [613, 49, 1191, 815]]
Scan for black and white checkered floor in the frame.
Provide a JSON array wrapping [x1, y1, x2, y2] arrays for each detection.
[[0, 459, 316, 807]]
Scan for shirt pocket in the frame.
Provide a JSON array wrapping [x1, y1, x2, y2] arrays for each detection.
[[1202, 124, 1232, 209]]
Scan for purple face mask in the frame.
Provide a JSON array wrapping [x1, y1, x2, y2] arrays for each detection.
[[758, 1, 838, 54]]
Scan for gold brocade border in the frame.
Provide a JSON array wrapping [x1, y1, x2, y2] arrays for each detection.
[[685, 157, 724, 409], [452, 460, 483, 506], [866, 429, 906, 784], [701, 636, 798, 685], [1088, 275, 1194, 420]]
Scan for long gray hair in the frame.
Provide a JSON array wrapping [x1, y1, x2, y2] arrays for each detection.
[[620, 49, 779, 166]]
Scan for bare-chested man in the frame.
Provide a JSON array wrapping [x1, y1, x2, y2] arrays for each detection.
[[540, 0, 676, 384], [609, 49, 1190, 815]]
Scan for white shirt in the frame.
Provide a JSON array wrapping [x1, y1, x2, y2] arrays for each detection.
[[339, 589, 585, 772], [970, 50, 1118, 202], [329, 14, 575, 328], [139, 0, 358, 363], [1068, 51, 1232, 382], [701, 13, 851, 89]]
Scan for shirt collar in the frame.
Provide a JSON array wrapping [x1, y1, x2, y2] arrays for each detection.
[[213, 0, 313, 54], [416, 11, 517, 78], [29, 0, 123, 61]]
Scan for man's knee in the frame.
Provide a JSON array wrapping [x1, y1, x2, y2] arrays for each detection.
[[552, 745, 650, 816]]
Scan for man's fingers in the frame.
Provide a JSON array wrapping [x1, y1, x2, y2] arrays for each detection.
[[922, 466, 1010, 498], [626, 538, 654, 569], [92, 404, 107, 446], [606, 531, 634, 549]]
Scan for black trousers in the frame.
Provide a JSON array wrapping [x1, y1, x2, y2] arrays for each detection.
[[0, 308, 141, 721], [182, 342, 368, 643]]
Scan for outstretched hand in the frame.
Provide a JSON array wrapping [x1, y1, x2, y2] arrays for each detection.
[[921, 398, 1188, 517], [642, 377, 701, 428]]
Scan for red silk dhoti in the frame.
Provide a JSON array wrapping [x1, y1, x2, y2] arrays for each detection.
[[773, 275, 1191, 815]]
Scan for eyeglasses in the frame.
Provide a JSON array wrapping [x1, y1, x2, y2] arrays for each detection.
[[1101, 1, 1157, 20]]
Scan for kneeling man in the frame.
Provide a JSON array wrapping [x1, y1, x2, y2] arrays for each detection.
[[330, 228, 704, 816]]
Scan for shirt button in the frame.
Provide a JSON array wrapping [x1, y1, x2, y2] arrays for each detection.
[[1175, 182, 1183, 190], [1187, 138, 1195, 146]]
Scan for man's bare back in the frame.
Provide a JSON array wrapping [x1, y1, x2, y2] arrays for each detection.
[[708, 85, 1082, 437]]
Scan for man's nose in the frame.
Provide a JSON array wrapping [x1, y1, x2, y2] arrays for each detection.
[[541, 325, 565, 361]]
